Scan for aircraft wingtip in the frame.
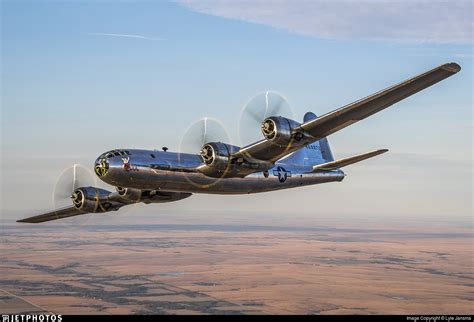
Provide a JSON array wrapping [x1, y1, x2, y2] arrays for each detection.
[[444, 62, 461, 73]]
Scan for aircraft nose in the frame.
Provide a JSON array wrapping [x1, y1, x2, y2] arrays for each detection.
[[94, 156, 109, 177]]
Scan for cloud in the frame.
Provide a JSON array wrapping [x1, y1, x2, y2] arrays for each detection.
[[177, 0, 473, 44], [87, 33, 165, 41]]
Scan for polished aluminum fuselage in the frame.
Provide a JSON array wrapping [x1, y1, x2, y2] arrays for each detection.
[[97, 149, 344, 194]]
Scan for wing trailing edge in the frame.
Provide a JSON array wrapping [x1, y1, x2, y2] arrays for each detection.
[[310, 149, 388, 172]]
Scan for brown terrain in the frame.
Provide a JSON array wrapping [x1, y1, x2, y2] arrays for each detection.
[[0, 214, 472, 315]]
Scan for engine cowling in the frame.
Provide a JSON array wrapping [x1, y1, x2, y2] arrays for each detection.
[[116, 186, 142, 202], [71, 187, 117, 213], [199, 142, 240, 178], [261, 116, 305, 146]]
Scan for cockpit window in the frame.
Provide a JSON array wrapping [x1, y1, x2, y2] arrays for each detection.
[[102, 150, 131, 158]]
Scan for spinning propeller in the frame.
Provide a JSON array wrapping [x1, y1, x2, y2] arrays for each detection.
[[53, 164, 97, 208], [51, 164, 97, 225], [238, 90, 294, 147], [179, 117, 230, 154], [179, 117, 231, 188]]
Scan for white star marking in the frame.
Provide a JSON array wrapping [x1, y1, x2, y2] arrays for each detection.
[[278, 168, 286, 181]]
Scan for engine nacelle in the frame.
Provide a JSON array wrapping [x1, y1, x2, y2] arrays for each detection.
[[199, 142, 240, 178], [116, 187, 192, 204], [72, 187, 117, 213], [261, 116, 305, 146], [116, 186, 142, 202], [141, 191, 192, 204]]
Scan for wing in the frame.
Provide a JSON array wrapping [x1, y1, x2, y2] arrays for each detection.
[[300, 63, 461, 139], [311, 149, 388, 172], [16, 207, 87, 223], [233, 62, 460, 163], [17, 189, 193, 223]]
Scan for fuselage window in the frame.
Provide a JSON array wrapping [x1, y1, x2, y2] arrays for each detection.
[[114, 152, 120, 156], [150, 154, 156, 158]]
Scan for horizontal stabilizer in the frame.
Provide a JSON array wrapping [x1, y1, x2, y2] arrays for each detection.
[[311, 149, 388, 172], [17, 207, 86, 223]]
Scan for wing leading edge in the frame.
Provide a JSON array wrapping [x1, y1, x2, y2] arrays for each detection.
[[233, 62, 460, 164]]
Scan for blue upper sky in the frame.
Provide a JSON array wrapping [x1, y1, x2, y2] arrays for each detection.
[[1, 1, 472, 222]]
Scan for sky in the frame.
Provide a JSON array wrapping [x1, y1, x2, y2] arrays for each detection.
[[1, 0, 472, 225]]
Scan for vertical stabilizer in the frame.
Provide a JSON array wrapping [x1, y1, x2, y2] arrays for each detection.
[[280, 112, 334, 166]]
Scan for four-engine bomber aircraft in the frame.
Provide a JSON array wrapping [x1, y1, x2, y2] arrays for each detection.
[[18, 62, 461, 223]]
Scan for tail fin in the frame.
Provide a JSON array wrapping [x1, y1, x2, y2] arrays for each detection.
[[280, 112, 334, 166]]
